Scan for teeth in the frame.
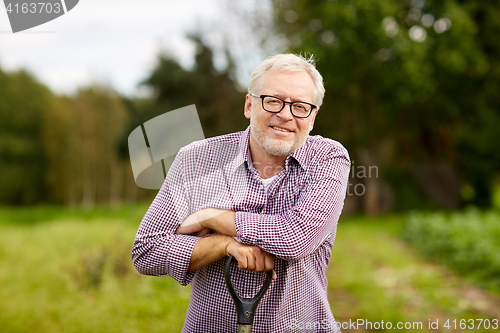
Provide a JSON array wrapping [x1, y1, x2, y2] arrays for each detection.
[[272, 126, 290, 132]]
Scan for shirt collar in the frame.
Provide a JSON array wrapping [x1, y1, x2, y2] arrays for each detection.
[[288, 139, 308, 170], [231, 125, 309, 173], [230, 126, 251, 173]]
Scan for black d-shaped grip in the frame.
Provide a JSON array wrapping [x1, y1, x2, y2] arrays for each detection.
[[224, 255, 273, 326]]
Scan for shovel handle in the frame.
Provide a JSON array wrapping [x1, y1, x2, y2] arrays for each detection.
[[224, 255, 273, 326]]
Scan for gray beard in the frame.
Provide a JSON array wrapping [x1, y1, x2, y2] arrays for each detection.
[[249, 117, 308, 157]]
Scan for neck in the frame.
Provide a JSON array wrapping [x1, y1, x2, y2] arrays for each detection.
[[248, 136, 286, 179]]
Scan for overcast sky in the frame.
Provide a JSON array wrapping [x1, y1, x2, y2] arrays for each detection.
[[0, 0, 256, 97]]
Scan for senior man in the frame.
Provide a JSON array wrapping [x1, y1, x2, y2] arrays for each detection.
[[132, 53, 350, 332]]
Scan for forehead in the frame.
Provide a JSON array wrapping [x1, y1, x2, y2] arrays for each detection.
[[260, 70, 315, 101]]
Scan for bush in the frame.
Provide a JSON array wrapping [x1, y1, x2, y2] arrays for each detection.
[[402, 209, 500, 291]]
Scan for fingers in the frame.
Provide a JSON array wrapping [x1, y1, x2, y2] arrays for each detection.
[[245, 251, 257, 271], [175, 222, 204, 235], [227, 243, 275, 275], [238, 254, 249, 271], [264, 252, 274, 272], [194, 228, 211, 237], [176, 210, 207, 235]]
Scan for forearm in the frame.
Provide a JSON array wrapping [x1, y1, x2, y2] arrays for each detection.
[[176, 208, 237, 237], [202, 209, 237, 236], [188, 234, 234, 271], [234, 210, 339, 260]]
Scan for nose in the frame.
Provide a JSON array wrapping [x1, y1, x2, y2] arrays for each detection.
[[277, 102, 294, 121]]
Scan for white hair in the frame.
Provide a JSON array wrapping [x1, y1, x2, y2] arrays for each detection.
[[248, 53, 325, 108]]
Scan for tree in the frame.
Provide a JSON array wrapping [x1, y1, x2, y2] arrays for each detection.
[[268, 0, 499, 211], [453, 0, 500, 208], [123, 35, 247, 141], [44, 86, 140, 207], [0, 67, 51, 205]]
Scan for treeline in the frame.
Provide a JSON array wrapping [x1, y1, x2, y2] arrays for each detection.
[[2, 0, 500, 212], [0, 37, 245, 207], [0, 68, 145, 206]]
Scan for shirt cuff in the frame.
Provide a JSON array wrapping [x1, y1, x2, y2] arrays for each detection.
[[234, 211, 261, 246], [165, 235, 200, 285]]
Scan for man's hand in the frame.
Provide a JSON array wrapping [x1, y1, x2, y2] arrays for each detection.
[[180, 209, 275, 280], [187, 235, 277, 280], [176, 208, 237, 237], [175, 209, 211, 236], [225, 239, 277, 280]]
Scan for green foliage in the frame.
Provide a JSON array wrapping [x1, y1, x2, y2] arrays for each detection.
[[331, 215, 499, 329], [0, 63, 146, 206], [0, 67, 52, 204], [381, 168, 439, 211], [402, 209, 500, 291], [57, 86, 138, 206], [270, 0, 500, 209]]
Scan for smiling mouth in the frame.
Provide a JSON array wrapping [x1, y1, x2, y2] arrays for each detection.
[[270, 126, 293, 133]]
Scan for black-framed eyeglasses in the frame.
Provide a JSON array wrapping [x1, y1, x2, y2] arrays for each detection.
[[250, 93, 317, 119]]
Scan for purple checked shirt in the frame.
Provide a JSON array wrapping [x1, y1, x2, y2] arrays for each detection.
[[132, 126, 350, 333]]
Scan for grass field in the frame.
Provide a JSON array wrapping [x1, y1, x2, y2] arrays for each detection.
[[0, 206, 498, 332], [329, 215, 500, 332]]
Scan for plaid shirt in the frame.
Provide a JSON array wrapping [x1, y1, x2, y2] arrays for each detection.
[[132, 126, 350, 332]]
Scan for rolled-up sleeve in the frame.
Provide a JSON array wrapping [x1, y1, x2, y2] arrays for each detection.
[[234, 146, 350, 261], [131, 148, 200, 286]]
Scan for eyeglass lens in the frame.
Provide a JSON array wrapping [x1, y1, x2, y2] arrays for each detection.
[[262, 96, 311, 117]]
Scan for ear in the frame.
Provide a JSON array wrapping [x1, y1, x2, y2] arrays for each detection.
[[244, 94, 252, 120], [308, 109, 319, 132]]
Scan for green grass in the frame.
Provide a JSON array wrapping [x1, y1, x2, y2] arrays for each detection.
[[402, 209, 500, 292], [0, 206, 499, 332], [329, 215, 500, 332], [0, 205, 190, 333], [0, 204, 149, 226]]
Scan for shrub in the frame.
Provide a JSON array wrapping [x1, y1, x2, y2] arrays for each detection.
[[402, 209, 500, 291]]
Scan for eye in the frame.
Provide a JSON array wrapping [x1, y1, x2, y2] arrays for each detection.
[[264, 97, 282, 106], [294, 103, 306, 110]]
